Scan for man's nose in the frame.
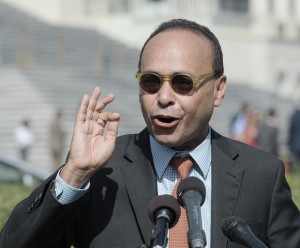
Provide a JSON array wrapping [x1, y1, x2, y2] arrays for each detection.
[[157, 78, 176, 106]]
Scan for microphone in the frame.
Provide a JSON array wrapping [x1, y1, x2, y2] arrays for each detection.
[[222, 216, 268, 248], [148, 194, 181, 248], [177, 176, 207, 248]]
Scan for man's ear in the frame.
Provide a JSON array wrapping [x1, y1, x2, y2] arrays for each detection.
[[214, 75, 227, 107]]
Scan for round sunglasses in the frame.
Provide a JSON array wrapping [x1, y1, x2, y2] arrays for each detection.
[[136, 71, 216, 95]]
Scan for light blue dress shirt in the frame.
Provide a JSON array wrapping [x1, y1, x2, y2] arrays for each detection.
[[54, 128, 212, 248], [150, 128, 212, 248]]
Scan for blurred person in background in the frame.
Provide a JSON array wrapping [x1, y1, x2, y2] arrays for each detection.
[[49, 110, 66, 171], [229, 103, 251, 142], [14, 119, 34, 161], [288, 106, 300, 170], [256, 108, 279, 156], [243, 108, 261, 148]]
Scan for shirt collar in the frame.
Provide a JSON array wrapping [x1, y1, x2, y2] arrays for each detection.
[[150, 128, 212, 179]]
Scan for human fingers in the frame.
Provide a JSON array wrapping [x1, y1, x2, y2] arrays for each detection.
[[96, 111, 120, 127], [92, 93, 116, 121], [95, 93, 115, 112], [86, 87, 101, 120], [75, 94, 90, 124], [105, 112, 120, 143]]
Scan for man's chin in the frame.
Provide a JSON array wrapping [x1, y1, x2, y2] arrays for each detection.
[[152, 133, 182, 148]]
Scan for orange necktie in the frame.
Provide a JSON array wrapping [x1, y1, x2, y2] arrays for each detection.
[[169, 156, 194, 248]]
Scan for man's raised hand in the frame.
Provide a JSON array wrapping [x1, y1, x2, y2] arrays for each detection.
[[61, 87, 120, 188]]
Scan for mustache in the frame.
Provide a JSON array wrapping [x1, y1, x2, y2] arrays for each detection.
[[150, 108, 184, 119]]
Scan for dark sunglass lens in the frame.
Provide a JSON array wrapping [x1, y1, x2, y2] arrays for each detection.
[[172, 75, 193, 94], [140, 74, 161, 93]]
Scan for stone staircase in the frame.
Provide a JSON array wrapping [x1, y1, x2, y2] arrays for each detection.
[[0, 1, 143, 172], [0, 1, 297, 173], [0, 66, 146, 173]]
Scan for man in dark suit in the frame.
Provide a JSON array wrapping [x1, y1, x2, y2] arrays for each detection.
[[289, 107, 300, 170], [256, 108, 279, 156], [1, 19, 300, 248]]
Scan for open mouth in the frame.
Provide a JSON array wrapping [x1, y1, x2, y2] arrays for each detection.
[[153, 115, 181, 128], [157, 116, 176, 123]]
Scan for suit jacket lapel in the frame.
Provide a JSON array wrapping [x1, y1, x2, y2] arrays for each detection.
[[120, 129, 157, 244], [210, 130, 245, 248], [118, 128, 245, 247]]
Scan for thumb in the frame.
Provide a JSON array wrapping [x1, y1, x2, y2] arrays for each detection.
[[106, 113, 120, 143]]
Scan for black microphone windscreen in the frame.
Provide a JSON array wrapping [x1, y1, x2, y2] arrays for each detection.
[[148, 194, 181, 228], [222, 216, 269, 248], [222, 216, 246, 238], [177, 176, 206, 206]]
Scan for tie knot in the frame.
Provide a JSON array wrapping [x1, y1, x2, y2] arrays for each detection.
[[170, 156, 194, 179]]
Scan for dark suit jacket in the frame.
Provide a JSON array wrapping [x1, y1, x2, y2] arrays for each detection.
[[1, 128, 300, 248], [289, 109, 300, 157], [256, 122, 279, 156]]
